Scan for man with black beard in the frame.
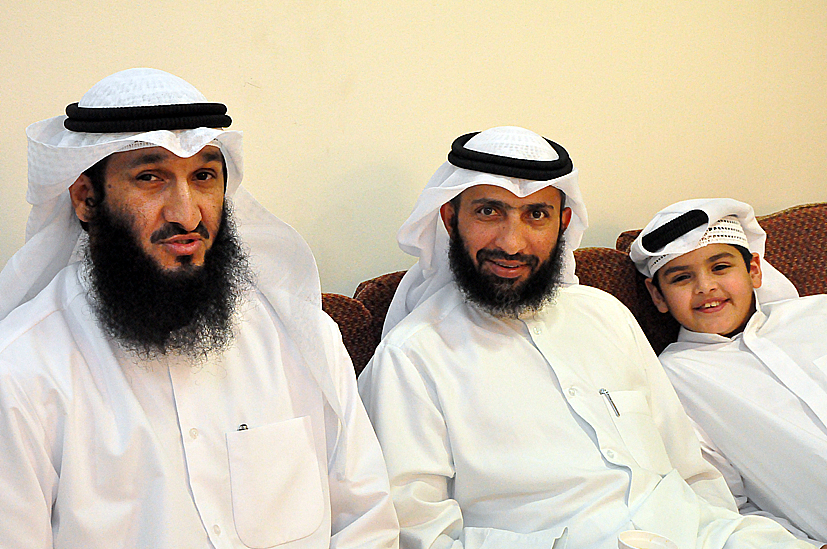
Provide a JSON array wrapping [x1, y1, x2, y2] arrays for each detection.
[[446, 194, 567, 317], [84, 176, 248, 359], [0, 68, 399, 548], [358, 127, 814, 549]]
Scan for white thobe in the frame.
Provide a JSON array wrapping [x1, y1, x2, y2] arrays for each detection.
[[659, 294, 827, 543], [358, 282, 815, 549], [0, 263, 399, 549]]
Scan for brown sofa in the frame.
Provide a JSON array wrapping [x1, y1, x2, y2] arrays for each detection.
[[322, 203, 827, 375]]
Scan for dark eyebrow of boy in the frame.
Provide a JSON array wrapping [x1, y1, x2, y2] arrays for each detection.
[[661, 250, 738, 278], [705, 251, 736, 263], [660, 264, 689, 278]]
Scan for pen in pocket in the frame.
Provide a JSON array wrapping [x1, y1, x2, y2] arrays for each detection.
[[600, 388, 620, 417]]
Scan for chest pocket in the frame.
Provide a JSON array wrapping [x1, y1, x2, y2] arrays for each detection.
[[607, 390, 672, 475], [226, 416, 326, 548]]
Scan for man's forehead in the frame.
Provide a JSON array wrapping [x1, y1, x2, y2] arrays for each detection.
[[457, 183, 563, 205], [105, 145, 224, 172], [113, 144, 221, 162]]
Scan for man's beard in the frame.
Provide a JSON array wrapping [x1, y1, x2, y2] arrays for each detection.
[[83, 201, 253, 361], [448, 215, 566, 318]]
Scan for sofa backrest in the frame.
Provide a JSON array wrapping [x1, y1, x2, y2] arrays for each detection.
[[323, 202, 827, 373]]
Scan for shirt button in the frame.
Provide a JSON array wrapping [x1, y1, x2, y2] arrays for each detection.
[[189, 428, 199, 440], [567, 387, 577, 397], [606, 449, 616, 459], [533, 326, 542, 335], [213, 525, 221, 535]]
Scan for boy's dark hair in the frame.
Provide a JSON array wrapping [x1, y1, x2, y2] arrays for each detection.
[[650, 244, 753, 291]]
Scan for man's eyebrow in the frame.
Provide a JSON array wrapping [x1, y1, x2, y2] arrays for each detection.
[[124, 152, 170, 169], [468, 198, 554, 211], [470, 198, 510, 210], [198, 149, 223, 164], [520, 201, 555, 211]]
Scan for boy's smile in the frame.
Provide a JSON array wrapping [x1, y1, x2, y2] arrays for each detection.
[[645, 243, 763, 337]]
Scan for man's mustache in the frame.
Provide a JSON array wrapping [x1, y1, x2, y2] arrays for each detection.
[[476, 249, 539, 269], [150, 222, 210, 243]]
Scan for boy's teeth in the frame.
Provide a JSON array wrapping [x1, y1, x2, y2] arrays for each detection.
[[702, 301, 721, 309]]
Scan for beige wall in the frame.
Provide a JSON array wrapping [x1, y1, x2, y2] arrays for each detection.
[[2, 1, 825, 295]]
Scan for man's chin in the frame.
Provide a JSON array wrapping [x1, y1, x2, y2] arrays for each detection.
[[152, 253, 204, 271], [477, 265, 530, 287], [86, 201, 252, 361]]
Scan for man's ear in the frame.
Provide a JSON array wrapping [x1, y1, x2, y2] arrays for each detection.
[[560, 207, 572, 230], [68, 174, 95, 223], [749, 253, 763, 289], [439, 202, 456, 238], [644, 277, 671, 314]]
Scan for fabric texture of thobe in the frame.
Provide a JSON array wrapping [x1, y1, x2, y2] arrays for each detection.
[[358, 282, 816, 549], [658, 293, 827, 543], [0, 263, 399, 549]]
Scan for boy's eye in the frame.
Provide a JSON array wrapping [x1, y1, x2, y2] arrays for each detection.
[[668, 273, 690, 284], [136, 173, 160, 182], [529, 209, 547, 220], [712, 263, 732, 272], [195, 171, 215, 181], [478, 206, 496, 216]]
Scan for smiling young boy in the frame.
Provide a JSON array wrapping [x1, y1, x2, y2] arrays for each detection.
[[630, 198, 827, 543]]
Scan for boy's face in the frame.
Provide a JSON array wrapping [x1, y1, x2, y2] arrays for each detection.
[[645, 243, 763, 336]]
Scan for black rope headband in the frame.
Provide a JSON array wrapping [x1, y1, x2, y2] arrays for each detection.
[[64, 102, 232, 133], [641, 209, 709, 253], [447, 132, 573, 181]]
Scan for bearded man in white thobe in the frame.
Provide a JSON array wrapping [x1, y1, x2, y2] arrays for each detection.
[[357, 126, 818, 549], [0, 68, 399, 549], [629, 198, 827, 543]]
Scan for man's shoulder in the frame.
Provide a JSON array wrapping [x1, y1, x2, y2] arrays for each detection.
[[0, 264, 87, 357], [380, 283, 634, 349], [554, 283, 635, 318], [379, 284, 469, 349]]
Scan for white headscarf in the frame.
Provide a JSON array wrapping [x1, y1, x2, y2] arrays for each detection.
[[629, 198, 799, 304], [383, 126, 588, 336], [0, 68, 351, 467], [2, 68, 244, 319]]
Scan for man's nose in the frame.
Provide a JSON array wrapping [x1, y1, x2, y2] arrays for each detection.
[[494, 218, 528, 255], [162, 180, 201, 232]]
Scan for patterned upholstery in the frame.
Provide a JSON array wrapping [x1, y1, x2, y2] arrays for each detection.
[[322, 271, 405, 376], [323, 203, 827, 371]]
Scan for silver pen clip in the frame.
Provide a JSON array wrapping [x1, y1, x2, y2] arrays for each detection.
[[600, 388, 620, 417]]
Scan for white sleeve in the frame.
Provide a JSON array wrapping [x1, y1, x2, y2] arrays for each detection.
[[0, 360, 57, 549], [321, 316, 400, 549], [692, 413, 820, 543], [358, 343, 464, 549]]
